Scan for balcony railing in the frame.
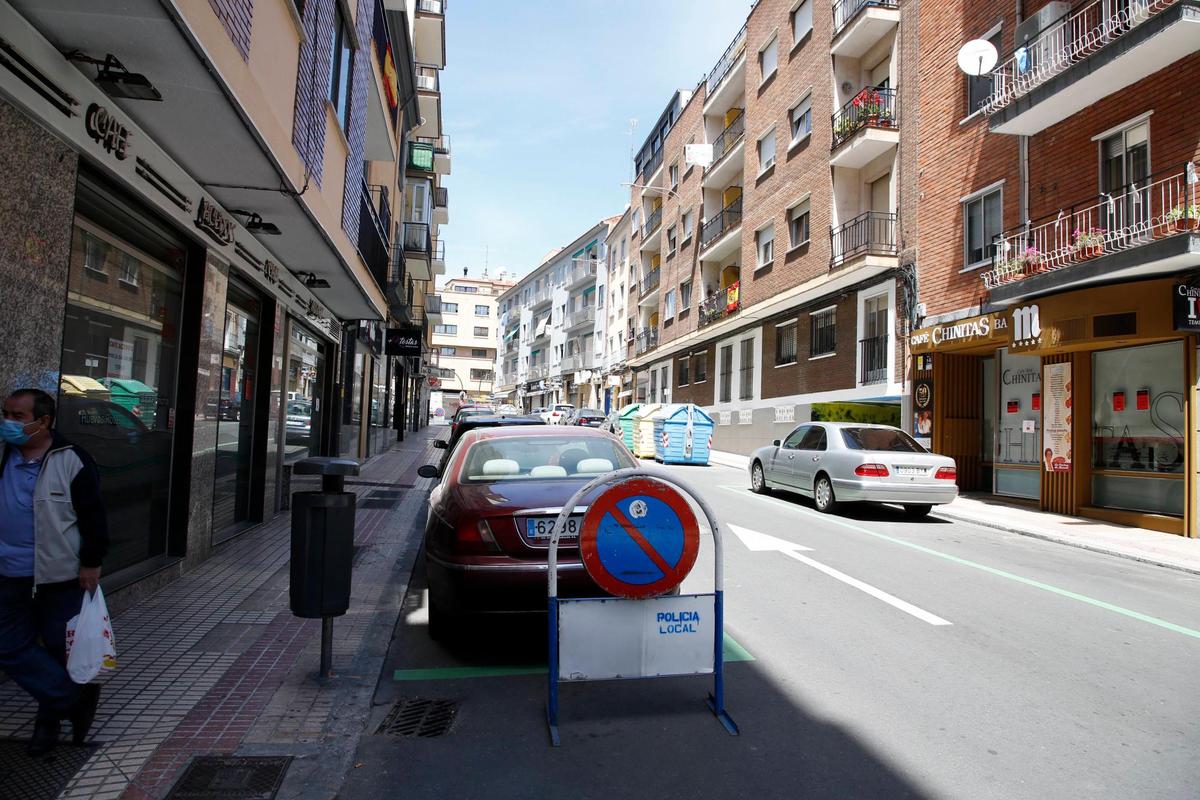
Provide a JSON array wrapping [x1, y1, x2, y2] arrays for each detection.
[[831, 86, 898, 150], [426, 294, 443, 316], [707, 20, 748, 94], [830, 211, 898, 267], [434, 186, 448, 210], [642, 207, 663, 239], [635, 327, 659, 355], [982, 0, 1176, 118], [528, 364, 547, 380], [639, 268, 661, 297], [431, 238, 445, 261], [416, 0, 445, 15], [859, 335, 889, 384], [565, 306, 596, 328], [357, 184, 390, 288], [699, 281, 741, 328], [700, 196, 743, 250], [982, 161, 1199, 290], [403, 221, 431, 255], [561, 352, 595, 372], [640, 147, 664, 181], [833, 0, 900, 39], [408, 141, 435, 172], [530, 284, 552, 306], [416, 135, 451, 156], [710, 111, 745, 166], [569, 257, 599, 285], [416, 64, 440, 93]]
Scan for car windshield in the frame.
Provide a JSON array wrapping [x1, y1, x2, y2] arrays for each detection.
[[841, 427, 926, 453], [460, 436, 631, 482], [456, 408, 490, 422], [287, 402, 310, 415], [554, 405, 574, 412]]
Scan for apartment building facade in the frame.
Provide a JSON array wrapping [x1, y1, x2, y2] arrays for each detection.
[[0, 0, 448, 597], [908, 0, 1200, 536], [601, 207, 637, 409], [429, 274, 513, 412], [626, 0, 914, 455]]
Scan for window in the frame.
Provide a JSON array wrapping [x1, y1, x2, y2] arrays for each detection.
[[679, 357, 689, 386], [783, 426, 809, 449], [810, 308, 836, 357], [789, 95, 812, 144], [620, 237, 627, 262], [327, 4, 354, 131], [82, 231, 108, 274], [667, 225, 677, 255], [118, 254, 140, 286], [434, 324, 458, 335], [756, 225, 775, 268], [759, 36, 778, 82], [473, 326, 488, 337], [680, 280, 692, 310], [791, 0, 813, 43], [788, 201, 810, 249], [475, 304, 489, 316], [443, 301, 458, 313], [458, 285, 479, 293], [758, 129, 776, 172], [440, 346, 457, 356], [693, 352, 707, 382], [681, 211, 694, 242], [632, 208, 640, 231], [799, 426, 827, 451], [471, 348, 488, 358], [963, 185, 1003, 268], [776, 322, 797, 365], [966, 29, 1002, 115], [669, 162, 679, 190], [739, 338, 755, 400], [719, 345, 734, 402], [664, 289, 677, 318], [470, 368, 493, 381]]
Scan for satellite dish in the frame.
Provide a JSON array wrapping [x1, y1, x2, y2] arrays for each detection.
[[956, 39, 998, 76]]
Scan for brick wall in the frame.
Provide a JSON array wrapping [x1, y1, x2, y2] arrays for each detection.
[[760, 293, 858, 399], [207, 0, 255, 61], [658, 86, 706, 347], [671, 342, 716, 406], [292, 0, 334, 186]]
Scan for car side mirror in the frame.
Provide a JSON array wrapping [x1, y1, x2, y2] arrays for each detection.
[[433, 440, 448, 450], [773, 439, 781, 447], [417, 464, 440, 479]]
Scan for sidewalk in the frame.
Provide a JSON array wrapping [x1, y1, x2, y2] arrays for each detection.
[[707, 448, 1200, 575], [0, 429, 439, 800]]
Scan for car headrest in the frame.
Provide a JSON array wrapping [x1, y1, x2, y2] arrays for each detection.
[[530, 465, 568, 478], [480, 459, 520, 476], [575, 458, 614, 475]]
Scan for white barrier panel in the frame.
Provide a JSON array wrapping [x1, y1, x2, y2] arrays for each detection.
[[558, 594, 715, 682]]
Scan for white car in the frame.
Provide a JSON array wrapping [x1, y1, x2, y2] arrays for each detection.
[[547, 404, 575, 425]]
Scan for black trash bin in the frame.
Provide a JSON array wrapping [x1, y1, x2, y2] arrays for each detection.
[[289, 457, 360, 620]]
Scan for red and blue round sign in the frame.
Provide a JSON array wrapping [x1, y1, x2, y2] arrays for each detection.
[[579, 477, 700, 599]]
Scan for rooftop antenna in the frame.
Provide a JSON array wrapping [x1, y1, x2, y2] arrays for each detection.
[[627, 118, 638, 181]]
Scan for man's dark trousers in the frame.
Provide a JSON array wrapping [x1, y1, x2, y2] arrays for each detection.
[[0, 576, 84, 721]]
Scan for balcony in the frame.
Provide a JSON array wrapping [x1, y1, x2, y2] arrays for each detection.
[[433, 186, 449, 225], [699, 281, 741, 328], [530, 284, 552, 308], [407, 141, 435, 174], [859, 334, 889, 385], [641, 207, 663, 241], [561, 352, 595, 372], [528, 363, 548, 381], [639, 147, 665, 182], [564, 305, 596, 330], [416, 135, 452, 175], [568, 257, 599, 287], [638, 268, 661, 305], [431, 238, 446, 275], [426, 293, 444, 323], [699, 196, 743, 261], [703, 111, 745, 189], [356, 184, 391, 290], [401, 221, 432, 280], [635, 327, 660, 355], [412, 0, 446, 69], [984, 1, 1197, 136], [832, 0, 901, 58], [983, 161, 1200, 302], [830, 211, 898, 268], [830, 87, 899, 168], [706, 21, 748, 99], [414, 64, 441, 138]]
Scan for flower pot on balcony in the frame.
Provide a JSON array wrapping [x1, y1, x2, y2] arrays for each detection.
[[1075, 245, 1103, 261], [1174, 218, 1199, 233]]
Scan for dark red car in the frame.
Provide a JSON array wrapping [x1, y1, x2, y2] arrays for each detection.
[[416, 426, 637, 638]]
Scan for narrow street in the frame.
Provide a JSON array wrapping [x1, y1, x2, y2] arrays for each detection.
[[342, 458, 1200, 800]]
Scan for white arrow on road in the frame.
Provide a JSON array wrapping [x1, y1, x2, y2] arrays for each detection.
[[727, 524, 952, 627]]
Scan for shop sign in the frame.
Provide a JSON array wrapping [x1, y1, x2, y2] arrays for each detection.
[[84, 103, 131, 160], [908, 313, 1007, 353], [1011, 305, 1043, 349], [1172, 283, 1200, 332], [194, 198, 234, 246], [1043, 362, 1072, 472], [913, 378, 933, 441], [385, 327, 422, 357], [263, 260, 280, 284]]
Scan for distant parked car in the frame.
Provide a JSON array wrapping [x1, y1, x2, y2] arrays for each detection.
[[567, 408, 606, 427], [599, 410, 622, 437], [285, 400, 312, 444], [748, 422, 958, 518], [449, 405, 494, 438], [546, 404, 575, 425]]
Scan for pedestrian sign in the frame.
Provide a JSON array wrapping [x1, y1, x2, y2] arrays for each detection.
[[579, 477, 700, 599]]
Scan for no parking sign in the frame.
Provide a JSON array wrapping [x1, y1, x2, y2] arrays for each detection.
[[546, 470, 737, 746]]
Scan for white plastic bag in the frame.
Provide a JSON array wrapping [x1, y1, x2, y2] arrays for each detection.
[[65, 586, 118, 684]]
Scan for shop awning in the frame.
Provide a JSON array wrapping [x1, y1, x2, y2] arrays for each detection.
[[618, 390, 633, 398], [491, 390, 513, 399]]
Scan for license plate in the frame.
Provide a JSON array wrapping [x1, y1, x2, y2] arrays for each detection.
[[525, 516, 582, 540], [897, 466, 926, 476]]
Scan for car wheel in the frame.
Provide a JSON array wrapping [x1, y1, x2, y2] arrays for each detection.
[[904, 504, 932, 519], [813, 474, 837, 514], [750, 461, 770, 494]]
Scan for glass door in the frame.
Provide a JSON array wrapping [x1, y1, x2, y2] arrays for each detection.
[[1100, 122, 1149, 236], [284, 320, 327, 465]]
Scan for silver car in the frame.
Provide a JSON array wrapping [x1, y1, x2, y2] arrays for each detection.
[[748, 422, 958, 517]]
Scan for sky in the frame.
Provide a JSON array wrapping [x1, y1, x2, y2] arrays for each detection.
[[440, 0, 754, 282]]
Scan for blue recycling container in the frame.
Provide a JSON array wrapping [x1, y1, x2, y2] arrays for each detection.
[[652, 404, 714, 465]]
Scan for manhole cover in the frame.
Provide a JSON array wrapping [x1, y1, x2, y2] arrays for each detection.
[[0, 739, 97, 800], [165, 756, 291, 799], [376, 698, 458, 738]]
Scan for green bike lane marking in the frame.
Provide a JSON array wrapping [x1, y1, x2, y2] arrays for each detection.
[[393, 633, 754, 681], [718, 485, 1200, 642]]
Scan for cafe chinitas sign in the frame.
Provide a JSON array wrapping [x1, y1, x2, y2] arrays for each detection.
[[909, 313, 1009, 354], [194, 197, 235, 246]]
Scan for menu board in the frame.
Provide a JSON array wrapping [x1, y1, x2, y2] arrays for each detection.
[[1043, 362, 1072, 472]]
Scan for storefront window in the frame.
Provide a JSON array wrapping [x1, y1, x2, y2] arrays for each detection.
[[1092, 341, 1184, 517], [995, 349, 1041, 499], [285, 321, 326, 463], [58, 218, 182, 574], [212, 282, 263, 538]]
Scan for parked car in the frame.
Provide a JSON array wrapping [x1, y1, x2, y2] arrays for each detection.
[[546, 404, 575, 425], [748, 422, 958, 517], [599, 410, 622, 437], [567, 408, 606, 427], [495, 404, 522, 415], [432, 414, 545, 473], [416, 426, 638, 637], [285, 400, 312, 444], [449, 405, 494, 438]]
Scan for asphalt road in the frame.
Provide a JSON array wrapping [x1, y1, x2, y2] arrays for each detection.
[[340, 458, 1200, 800]]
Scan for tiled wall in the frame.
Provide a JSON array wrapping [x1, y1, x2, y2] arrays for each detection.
[[292, 0, 335, 185], [207, 0, 255, 60]]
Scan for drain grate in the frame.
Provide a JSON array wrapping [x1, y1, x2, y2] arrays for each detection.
[[165, 756, 291, 799], [359, 489, 405, 509], [376, 697, 458, 738], [0, 739, 97, 800]]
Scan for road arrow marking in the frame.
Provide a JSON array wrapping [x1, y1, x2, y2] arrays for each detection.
[[728, 520, 952, 627]]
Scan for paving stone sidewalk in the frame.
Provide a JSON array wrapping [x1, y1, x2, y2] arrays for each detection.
[[0, 429, 438, 800]]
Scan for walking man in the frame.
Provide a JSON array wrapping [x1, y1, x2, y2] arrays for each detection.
[[0, 388, 107, 756]]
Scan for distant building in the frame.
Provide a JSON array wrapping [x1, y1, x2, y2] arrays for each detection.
[[429, 274, 514, 411]]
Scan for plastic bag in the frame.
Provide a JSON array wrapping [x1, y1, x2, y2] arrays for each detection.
[[65, 586, 118, 684]]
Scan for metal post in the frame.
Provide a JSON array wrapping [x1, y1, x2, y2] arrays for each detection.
[[320, 616, 333, 679]]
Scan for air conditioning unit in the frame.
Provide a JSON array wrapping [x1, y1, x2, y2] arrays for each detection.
[[1016, 2, 1070, 48]]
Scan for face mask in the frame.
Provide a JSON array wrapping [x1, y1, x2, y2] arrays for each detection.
[[0, 419, 34, 446]]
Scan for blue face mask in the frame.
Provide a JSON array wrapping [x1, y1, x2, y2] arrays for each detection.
[[0, 419, 34, 446]]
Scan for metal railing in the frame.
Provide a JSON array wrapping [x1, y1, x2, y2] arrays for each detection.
[[831, 86, 898, 150], [357, 186, 390, 289], [833, 0, 900, 39], [565, 306, 596, 328], [639, 268, 661, 297], [431, 238, 445, 262], [569, 257, 599, 285], [982, 161, 1199, 290], [426, 294, 443, 316], [700, 196, 743, 250], [710, 110, 745, 166], [639, 147, 664, 181], [434, 186, 448, 210], [642, 207, 663, 239], [982, 0, 1174, 117], [531, 285, 552, 306], [707, 21, 748, 95], [859, 335, 889, 384], [561, 352, 595, 372], [403, 221, 431, 254], [830, 211, 898, 266], [635, 327, 659, 355], [528, 363, 547, 380], [415, 134, 451, 155], [699, 281, 740, 328]]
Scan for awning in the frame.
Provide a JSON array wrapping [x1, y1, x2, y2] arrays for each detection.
[[618, 390, 633, 398], [490, 390, 513, 399], [535, 318, 549, 337]]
